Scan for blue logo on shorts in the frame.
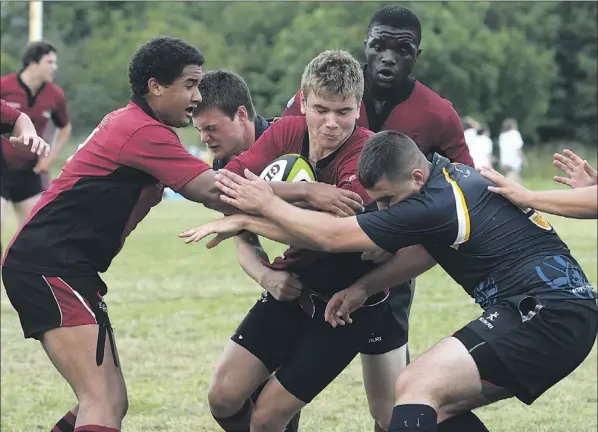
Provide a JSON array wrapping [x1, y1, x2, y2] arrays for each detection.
[[535, 255, 596, 300]]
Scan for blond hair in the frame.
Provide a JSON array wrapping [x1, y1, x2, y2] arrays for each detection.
[[300, 50, 364, 103]]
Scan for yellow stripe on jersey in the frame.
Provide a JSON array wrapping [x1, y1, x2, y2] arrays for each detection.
[[442, 167, 471, 245]]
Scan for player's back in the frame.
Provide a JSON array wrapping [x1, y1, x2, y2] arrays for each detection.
[[423, 157, 591, 306], [2, 101, 172, 276]]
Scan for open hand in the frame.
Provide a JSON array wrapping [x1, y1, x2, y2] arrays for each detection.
[[553, 149, 597, 189], [478, 166, 533, 208], [179, 215, 246, 248], [215, 169, 275, 214], [324, 286, 368, 328], [9, 134, 50, 159]]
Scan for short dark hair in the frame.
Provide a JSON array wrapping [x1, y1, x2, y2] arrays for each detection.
[[195, 70, 256, 120], [367, 5, 422, 46], [21, 41, 57, 68], [128, 36, 205, 96], [358, 130, 426, 189]]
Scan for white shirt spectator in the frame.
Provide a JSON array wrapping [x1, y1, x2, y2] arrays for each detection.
[[499, 129, 524, 171], [470, 133, 494, 169]]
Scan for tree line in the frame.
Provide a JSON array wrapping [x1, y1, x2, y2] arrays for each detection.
[[1, 1, 596, 146]]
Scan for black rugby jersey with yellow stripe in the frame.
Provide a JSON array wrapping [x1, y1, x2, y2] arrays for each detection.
[[357, 154, 596, 309]]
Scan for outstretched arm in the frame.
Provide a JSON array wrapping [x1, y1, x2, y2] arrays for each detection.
[[479, 167, 598, 219]]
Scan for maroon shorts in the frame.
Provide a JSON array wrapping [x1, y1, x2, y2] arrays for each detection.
[[1, 266, 110, 339]]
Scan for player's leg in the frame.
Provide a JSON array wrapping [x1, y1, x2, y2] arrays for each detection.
[[10, 169, 44, 226], [0, 195, 9, 256], [208, 292, 305, 431], [249, 378, 302, 432], [251, 296, 386, 431], [2, 268, 127, 430], [361, 346, 407, 431], [387, 295, 598, 432], [360, 285, 411, 431]]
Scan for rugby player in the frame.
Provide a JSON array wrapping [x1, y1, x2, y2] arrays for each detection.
[[283, 7, 474, 429], [182, 50, 405, 432], [1, 37, 362, 432], [190, 130, 597, 432], [1, 41, 71, 234], [192, 69, 302, 432]]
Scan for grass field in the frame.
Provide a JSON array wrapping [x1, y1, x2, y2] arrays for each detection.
[[1, 179, 597, 432]]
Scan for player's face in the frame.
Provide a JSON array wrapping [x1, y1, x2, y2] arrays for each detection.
[[154, 65, 202, 128], [300, 92, 360, 151], [35, 52, 58, 82], [366, 171, 426, 210], [364, 25, 420, 90], [193, 107, 249, 161]]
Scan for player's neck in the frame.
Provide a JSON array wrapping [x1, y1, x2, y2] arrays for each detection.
[[19, 68, 45, 93], [242, 120, 256, 151]]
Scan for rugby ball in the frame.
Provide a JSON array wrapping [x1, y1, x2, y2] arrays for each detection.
[[259, 154, 316, 183]]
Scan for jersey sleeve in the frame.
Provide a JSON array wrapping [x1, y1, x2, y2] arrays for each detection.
[[435, 102, 474, 167], [118, 125, 211, 191], [356, 193, 457, 253], [51, 87, 70, 128], [223, 118, 291, 176], [281, 90, 303, 117], [0, 99, 21, 133]]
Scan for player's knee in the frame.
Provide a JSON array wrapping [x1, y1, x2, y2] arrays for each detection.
[[208, 377, 246, 417], [250, 405, 283, 432]]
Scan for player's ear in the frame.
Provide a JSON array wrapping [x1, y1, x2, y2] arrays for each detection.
[[237, 105, 248, 122], [299, 91, 307, 115], [412, 168, 426, 185], [147, 78, 163, 96]]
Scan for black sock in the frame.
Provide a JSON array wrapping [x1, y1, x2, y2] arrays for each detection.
[[437, 412, 489, 432], [212, 399, 253, 432], [389, 404, 437, 432], [51, 410, 76, 432]]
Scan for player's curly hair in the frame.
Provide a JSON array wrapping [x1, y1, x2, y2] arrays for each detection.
[[367, 5, 422, 45], [128, 36, 205, 96]]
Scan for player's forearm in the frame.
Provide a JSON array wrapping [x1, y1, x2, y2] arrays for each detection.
[[234, 232, 270, 285], [240, 214, 321, 250], [270, 181, 308, 203], [50, 123, 72, 159], [356, 245, 437, 297], [259, 196, 343, 251], [528, 186, 598, 219], [12, 112, 37, 137]]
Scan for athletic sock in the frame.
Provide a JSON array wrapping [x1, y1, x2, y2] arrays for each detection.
[[374, 421, 388, 432], [73, 426, 120, 432], [437, 412, 489, 432], [51, 411, 76, 432], [388, 404, 437, 432], [212, 399, 253, 432]]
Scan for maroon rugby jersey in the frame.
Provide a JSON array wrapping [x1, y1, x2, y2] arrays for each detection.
[[224, 116, 381, 298], [2, 96, 210, 276], [283, 80, 473, 167], [0, 73, 69, 169], [0, 99, 22, 134]]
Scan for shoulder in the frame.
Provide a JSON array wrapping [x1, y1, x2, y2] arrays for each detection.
[[268, 115, 307, 135], [46, 81, 66, 97], [410, 81, 460, 122], [1, 73, 16, 85], [108, 104, 180, 144]]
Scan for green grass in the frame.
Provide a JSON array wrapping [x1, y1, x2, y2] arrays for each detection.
[[1, 178, 597, 432]]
